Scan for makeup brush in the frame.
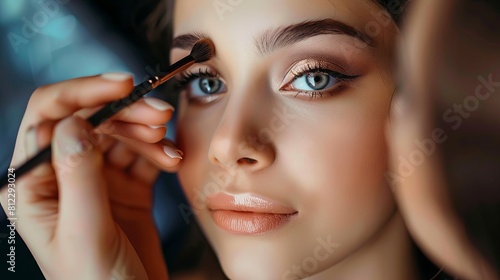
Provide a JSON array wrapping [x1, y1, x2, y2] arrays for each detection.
[[0, 39, 215, 188]]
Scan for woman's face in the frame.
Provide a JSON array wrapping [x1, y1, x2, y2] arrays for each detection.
[[172, 0, 399, 278]]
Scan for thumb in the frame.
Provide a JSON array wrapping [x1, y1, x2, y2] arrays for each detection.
[[52, 116, 114, 243]]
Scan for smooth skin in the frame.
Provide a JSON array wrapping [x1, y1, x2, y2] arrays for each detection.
[[172, 0, 414, 279]]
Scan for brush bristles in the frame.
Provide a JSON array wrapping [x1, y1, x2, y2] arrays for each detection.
[[190, 38, 215, 63]]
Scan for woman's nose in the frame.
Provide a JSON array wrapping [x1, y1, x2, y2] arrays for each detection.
[[208, 94, 276, 173]]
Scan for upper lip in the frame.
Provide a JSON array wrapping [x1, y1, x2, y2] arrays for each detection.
[[206, 192, 297, 214]]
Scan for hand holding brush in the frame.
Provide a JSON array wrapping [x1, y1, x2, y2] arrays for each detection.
[[0, 39, 214, 188]]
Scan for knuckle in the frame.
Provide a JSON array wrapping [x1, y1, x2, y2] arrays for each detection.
[[54, 116, 78, 135], [143, 129, 165, 143], [28, 86, 47, 105], [28, 84, 64, 109]]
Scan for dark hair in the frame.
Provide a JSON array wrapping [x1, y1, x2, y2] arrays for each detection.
[[374, 0, 409, 24]]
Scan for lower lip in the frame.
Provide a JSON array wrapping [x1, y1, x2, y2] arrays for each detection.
[[210, 210, 296, 235]]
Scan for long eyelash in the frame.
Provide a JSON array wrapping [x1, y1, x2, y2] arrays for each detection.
[[173, 68, 219, 90], [290, 63, 356, 82], [288, 62, 358, 100]]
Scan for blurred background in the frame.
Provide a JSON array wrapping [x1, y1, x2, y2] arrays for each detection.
[[0, 0, 193, 279]]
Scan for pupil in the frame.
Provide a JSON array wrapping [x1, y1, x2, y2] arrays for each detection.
[[200, 78, 220, 94], [306, 73, 330, 90]]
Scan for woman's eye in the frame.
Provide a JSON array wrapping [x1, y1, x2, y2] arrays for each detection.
[[188, 77, 227, 97], [279, 59, 359, 100], [290, 72, 337, 91]]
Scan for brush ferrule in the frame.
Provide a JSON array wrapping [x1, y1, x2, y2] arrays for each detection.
[[151, 56, 195, 89], [148, 76, 160, 88]]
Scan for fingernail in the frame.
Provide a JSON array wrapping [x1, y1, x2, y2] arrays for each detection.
[[163, 146, 183, 159], [101, 72, 132, 81], [144, 98, 175, 112], [25, 126, 38, 158], [148, 124, 166, 129]]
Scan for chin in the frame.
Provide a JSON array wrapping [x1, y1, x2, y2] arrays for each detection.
[[217, 252, 292, 280], [208, 231, 341, 280]]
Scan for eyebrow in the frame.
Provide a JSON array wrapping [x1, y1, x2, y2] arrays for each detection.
[[171, 19, 373, 55], [172, 31, 209, 50], [256, 19, 374, 54]]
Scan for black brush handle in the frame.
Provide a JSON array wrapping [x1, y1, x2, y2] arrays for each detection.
[[0, 55, 196, 189], [0, 82, 153, 188], [2, 146, 52, 187], [87, 80, 153, 126]]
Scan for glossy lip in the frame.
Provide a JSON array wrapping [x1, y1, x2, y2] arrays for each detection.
[[206, 193, 298, 235]]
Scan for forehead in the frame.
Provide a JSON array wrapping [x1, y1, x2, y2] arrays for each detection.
[[173, 0, 385, 38]]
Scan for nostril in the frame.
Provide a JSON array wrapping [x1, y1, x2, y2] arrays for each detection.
[[238, 157, 258, 164]]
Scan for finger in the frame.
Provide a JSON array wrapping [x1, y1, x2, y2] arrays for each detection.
[[129, 157, 161, 184], [98, 121, 167, 144], [25, 123, 55, 178], [105, 138, 161, 183], [0, 121, 58, 253], [97, 134, 116, 153], [109, 97, 174, 125], [106, 166, 154, 212], [76, 97, 174, 127], [52, 116, 114, 243], [106, 142, 138, 170], [11, 73, 133, 167], [0, 119, 57, 217], [24, 73, 133, 127], [112, 135, 183, 173]]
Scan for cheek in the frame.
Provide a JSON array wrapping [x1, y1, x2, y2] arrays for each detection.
[[175, 103, 216, 206], [278, 94, 395, 251], [281, 84, 391, 200], [296, 116, 392, 218], [175, 97, 233, 215], [299, 117, 388, 194]]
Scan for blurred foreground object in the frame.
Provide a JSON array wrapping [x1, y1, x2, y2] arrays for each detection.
[[389, 0, 500, 278]]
